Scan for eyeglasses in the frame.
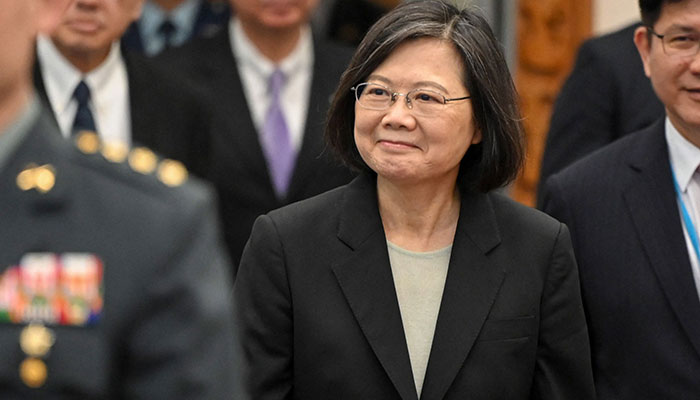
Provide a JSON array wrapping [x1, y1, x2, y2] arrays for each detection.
[[351, 82, 470, 117], [647, 26, 700, 57]]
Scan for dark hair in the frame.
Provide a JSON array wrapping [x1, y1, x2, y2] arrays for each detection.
[[325, 0, 523, 192], [639, 0, 682, 27]]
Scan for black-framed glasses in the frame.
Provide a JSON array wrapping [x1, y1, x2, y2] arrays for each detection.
[[351, 82, 470, 117], [647, 25, 700, 57]]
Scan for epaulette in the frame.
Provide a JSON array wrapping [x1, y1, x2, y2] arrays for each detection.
[[72, 130, 189, 188]]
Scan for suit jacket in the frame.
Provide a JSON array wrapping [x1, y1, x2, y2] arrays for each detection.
[[0, 104, 241, 398], [537, 23, 665, 205], [540, 119, 700, 399], [33, 49, 212, 178], [121, 0, 230, 54], [158, 27, 355, 267], [234, 173, 595, 400]]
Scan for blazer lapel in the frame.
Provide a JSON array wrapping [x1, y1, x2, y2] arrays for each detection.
[[622, 122, 700, 358], [419, 190, 505, 400], [331, 174, 418, 400]]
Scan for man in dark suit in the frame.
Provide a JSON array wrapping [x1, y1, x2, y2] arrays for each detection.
[[159, 0, 355, 266], [537, 22, 664, 205], [121, 0, 230, 56], [0, 0, 242, 397], [34, 0, 211, 177], [541, 0, 700, 397]]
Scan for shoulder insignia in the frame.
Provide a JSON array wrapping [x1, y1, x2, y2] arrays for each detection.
[[128, 147, 158, 174], [16, 164, 56, 193], [100, 141, 128, 163], [74, 131, 100, 154], [157, 159, 188, 187]]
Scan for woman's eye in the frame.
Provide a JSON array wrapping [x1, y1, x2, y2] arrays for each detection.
[[368, 88, 387, 96], [414, 92, 441, 103]]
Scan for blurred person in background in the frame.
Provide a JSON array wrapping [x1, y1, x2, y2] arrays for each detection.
[[34, 0, 213, 177], [0, 0, 241, 397], [122, 0, 230, 56], [160, 0, 355, 269]]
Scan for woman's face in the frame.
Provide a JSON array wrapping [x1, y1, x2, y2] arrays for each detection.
[[353, 37, 481, 186]]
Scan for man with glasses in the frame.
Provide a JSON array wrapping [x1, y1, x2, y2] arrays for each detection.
[[541, 0, 700, 398]]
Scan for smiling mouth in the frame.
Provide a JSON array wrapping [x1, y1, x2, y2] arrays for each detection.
[[378, 140, 419, 149]]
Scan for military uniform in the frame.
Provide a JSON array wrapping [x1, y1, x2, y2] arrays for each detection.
[[0, 99, 240, 399]]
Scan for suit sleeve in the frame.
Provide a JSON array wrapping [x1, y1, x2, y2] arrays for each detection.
[[530, 223, 596, 400], [122, 192, 241, 400], [234, 215, 294, 400], [536, 39, 618, 206]]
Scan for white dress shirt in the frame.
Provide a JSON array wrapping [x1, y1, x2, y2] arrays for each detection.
[[666, 117, 700, 300], [36, 36, 132, 146], [229, 17, 313, 154]]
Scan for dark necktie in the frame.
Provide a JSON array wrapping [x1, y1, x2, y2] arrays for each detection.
[[261, 69, 295, 197], [159, 19, 176, 50], [72, 81, 96, 135]]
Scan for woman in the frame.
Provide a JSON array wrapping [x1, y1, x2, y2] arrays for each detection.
[[234, 1, 595, 399]]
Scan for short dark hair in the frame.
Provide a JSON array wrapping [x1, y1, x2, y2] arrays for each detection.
[[325, 0, 523, 192], [639, 0, 683, 27]]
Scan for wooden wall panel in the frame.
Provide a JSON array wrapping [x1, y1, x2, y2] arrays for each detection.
[[512, 0, 591, 206]]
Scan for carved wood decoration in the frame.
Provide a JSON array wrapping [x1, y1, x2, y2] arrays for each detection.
[[512, 0, 591, 206]]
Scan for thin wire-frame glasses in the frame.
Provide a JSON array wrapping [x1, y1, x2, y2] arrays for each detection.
[[351, 82, 470, 117], [647, 25, 700, 57]]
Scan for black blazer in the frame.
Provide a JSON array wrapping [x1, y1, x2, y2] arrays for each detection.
[[537, 22, 664, 205], [541, 120, 700, 399], [234, 173, 595, 400], [33, 49, 212, 178], [0, 106, 239, 398], [158, 27, 355, 266]]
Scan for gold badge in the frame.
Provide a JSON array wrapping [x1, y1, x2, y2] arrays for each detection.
[[157, 159, 188, 187], [75, 131, 100, 154], [128, 147, 157, 174], [16, 164, 55, 193], [19, 357, 47, 388], [20, 324, 55, 358], [101, 141, 129, 163]]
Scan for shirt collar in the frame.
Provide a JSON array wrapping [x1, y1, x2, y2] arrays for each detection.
[[230, 17, 313, 80], [37, 36, 123, 113], [666, 117, 700, 192], [140, 0, 200, 42]]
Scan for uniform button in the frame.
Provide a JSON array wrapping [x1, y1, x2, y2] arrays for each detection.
[[20, 323, 55, 357], [20, 357, 47, 388]]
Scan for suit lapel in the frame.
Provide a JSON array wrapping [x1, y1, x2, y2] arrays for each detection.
[[420, 190, 504, 400], [331, 174, 418, 400], [210, 28, 274, 193], [622, 122, 700, 358], [285, 38, 336, 201]]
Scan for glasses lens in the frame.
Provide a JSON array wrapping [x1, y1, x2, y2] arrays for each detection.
[[662, 30, 700, 56], [356, 83, 392, 110], [408, 89, 446, 116]]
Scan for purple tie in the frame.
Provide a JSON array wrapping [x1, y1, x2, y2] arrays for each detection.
[[262, 69, 295, 197]]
